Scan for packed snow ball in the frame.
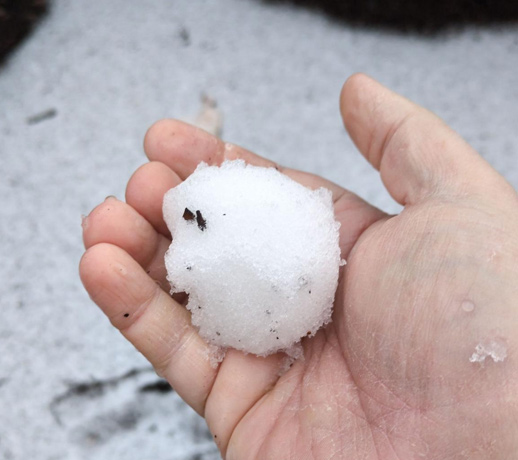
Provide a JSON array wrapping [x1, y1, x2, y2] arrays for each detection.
[[163, 160, 341, 356]]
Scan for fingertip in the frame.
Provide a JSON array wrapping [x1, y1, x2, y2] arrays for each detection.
[[82, 198, 159, 266], [78, 245, 90, 283], [143, 118, 175, 159], [143, 119, 222, 179], [80, 242, 155, 329], [79, 242, 160, 323], [125, 161, 180, 236], [340, 73, 370, 107], [340, 74, 376, 166], [340, 73, 378, 118], [79, 243, 111, 303], [81, 197, 120, 249], [340, 73, 397, 168], [79, 242, 115, 289]]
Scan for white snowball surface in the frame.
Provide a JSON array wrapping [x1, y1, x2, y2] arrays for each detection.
[[163, 160, 341, 356]]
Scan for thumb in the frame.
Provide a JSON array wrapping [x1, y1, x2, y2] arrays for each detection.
[[340, 73, 511, 206]]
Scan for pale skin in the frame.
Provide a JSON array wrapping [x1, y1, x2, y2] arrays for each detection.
[[80, 74, 518, 459]]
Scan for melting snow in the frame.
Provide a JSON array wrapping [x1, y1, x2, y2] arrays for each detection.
[[469, 339, 507, 363]]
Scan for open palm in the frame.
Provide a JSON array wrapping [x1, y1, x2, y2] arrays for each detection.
[[80, 74, 518, 459]]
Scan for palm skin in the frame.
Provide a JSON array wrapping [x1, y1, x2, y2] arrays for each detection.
[[80, 74, 518, 459]]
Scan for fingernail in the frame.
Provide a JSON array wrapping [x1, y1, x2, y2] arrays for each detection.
[[105, 195, 117, 201]]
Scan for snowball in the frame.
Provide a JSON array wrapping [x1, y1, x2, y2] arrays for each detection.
[[163, 160, 341, 356]]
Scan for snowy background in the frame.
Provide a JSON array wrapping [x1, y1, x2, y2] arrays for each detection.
[[1, 1, 517, 459]]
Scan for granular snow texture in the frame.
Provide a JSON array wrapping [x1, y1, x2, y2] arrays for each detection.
[[163, 160, 341, 356]]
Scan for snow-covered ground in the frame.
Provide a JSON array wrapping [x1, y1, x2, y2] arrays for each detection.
[[1, 1, 517, 459]]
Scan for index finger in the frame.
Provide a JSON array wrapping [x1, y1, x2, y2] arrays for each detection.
[[143, 119, 346, 202]]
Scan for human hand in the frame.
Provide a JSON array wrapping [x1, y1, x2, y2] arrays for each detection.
[[80, 74, 518, 459]]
